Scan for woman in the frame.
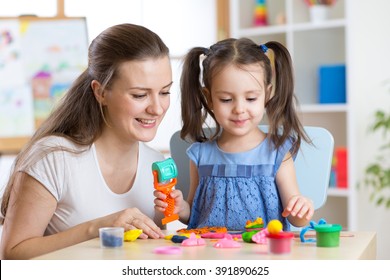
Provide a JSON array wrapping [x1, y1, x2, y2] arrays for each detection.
[[0, 23, 172, 259]]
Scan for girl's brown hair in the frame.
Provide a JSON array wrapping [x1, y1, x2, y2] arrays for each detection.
[[180, 38, 309, 155]]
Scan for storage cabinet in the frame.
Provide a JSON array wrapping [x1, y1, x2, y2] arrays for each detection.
[[229, 0, 356, 230]]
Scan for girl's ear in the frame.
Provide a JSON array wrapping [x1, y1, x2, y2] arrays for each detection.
[[91, 80, 106, 105], [202, 87, 213, 109], [265, 83, 274, 107], [267, 83, 274, 98]]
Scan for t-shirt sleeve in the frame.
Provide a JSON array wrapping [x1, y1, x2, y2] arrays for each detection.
[[186, 142, 201, 166], [20, 140, 66, 201]]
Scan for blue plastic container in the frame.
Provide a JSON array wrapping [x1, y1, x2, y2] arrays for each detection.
[[318, 64, 346, 104]]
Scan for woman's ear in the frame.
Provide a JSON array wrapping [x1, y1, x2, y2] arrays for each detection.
[[91, 80, 105, 105], [202, 87, 213, 109]]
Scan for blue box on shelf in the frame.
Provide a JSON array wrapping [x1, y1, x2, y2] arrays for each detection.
[[318, 64, 346, 104]]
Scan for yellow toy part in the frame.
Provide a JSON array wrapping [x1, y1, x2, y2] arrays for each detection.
[[245, 217, 264, 228], [267, 219, 283, 234], [124, 229, 143, 242]]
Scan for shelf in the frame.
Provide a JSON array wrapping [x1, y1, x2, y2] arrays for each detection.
[[237, 25, 288, 37], [327, 187, 350, 197], [291, 19, 346, 32], [299, 104, 348, 113], [236, 19, 346, 37], [230, 0, 354, 230]]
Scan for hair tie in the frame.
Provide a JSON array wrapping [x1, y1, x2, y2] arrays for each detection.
[[203, 47, 210, 56], [260, 44, 268, 53]]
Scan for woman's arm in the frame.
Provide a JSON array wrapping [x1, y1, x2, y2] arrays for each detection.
[[0, 173, 163, 260], [275, 154, 314, 228]]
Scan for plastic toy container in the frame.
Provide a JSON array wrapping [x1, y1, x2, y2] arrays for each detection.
[[99, 227, 124, 248], [266, 232, 294, 254], [314, 224, 342, 247]]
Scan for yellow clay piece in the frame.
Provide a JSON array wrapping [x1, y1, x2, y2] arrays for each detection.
[[267, 219, 283, 234], [124, 229, 143, 242]]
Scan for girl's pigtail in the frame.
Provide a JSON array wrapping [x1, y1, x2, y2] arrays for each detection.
[[265, 41, 309, 157], [180, 47, 209, 142]]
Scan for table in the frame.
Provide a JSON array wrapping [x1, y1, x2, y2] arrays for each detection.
[[33, 231, 376, 260]]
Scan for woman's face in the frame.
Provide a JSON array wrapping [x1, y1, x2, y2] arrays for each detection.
[[101, 56, 172, 143]]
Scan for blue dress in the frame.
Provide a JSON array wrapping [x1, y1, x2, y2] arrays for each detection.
[[186, 137, 294, 231]]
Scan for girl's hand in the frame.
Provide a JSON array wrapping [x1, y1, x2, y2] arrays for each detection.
[[153, 189, 185, 215], [282, 195, 314, 221], [105, 208, 164, 239]]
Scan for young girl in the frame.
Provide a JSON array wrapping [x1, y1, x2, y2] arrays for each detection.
[[155, 38, 313, 231], [1, 23, 171, 259]]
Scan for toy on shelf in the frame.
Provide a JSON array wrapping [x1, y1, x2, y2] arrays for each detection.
[[152, 158, 179, 225], [253, 0, 268, 26]]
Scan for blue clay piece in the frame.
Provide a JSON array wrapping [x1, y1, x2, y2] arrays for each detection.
[[101, 232, 123, 247]]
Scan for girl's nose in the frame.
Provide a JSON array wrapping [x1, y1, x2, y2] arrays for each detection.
[[233, 101, 245, 114]]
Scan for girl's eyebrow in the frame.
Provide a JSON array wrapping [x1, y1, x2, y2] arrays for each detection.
[[214, 89, 263, 94], [129, 81, 174, 91]]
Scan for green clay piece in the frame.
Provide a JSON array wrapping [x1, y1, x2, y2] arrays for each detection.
[[242, 231, 259, 243]]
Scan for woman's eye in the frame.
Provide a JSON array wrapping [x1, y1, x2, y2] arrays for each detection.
[[132, 94, 147, 99], [160, 91, 171, 96]]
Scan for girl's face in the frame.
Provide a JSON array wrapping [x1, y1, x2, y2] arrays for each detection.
[[209, 63, 270, 139], [98, 56, 172, 143]]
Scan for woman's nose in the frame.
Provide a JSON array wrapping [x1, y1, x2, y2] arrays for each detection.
[[147, 96, 165, 115]]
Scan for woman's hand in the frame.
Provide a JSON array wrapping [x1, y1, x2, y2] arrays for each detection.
[[104, 208, 164, 239]]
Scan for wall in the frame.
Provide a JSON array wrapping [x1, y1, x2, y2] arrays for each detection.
[[0, 0, 217, 153], [0, 0, 217, 232], [349, 0, 390, 259]]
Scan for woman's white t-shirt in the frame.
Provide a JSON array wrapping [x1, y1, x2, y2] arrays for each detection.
[[21, 136, 165, 235]]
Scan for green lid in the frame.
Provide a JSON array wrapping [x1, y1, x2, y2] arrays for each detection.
[[314, 224, 342, 233]]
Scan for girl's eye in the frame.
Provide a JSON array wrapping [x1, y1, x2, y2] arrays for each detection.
[[247, 97, 257, 102], [220, 98, 232, 103]]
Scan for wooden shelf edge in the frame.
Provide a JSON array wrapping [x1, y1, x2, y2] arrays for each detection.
[[0, 137, 30, 154]]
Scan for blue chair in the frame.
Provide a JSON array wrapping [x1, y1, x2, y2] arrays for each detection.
[[169, 126, 334, 217]]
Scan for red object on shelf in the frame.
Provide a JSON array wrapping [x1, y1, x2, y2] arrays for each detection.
[[335, 147, 348, 188]]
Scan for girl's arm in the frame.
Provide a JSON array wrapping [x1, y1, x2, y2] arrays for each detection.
[[275, 153, 314, 228], [1, 173, 164, 260]]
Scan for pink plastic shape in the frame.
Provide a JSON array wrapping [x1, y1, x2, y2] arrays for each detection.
[[153, 246, 182, 255], [252, 228, 268, 244], [181, 233, 206, 246], [213, 235, 242, 249], [200, 232, 226, 239]]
